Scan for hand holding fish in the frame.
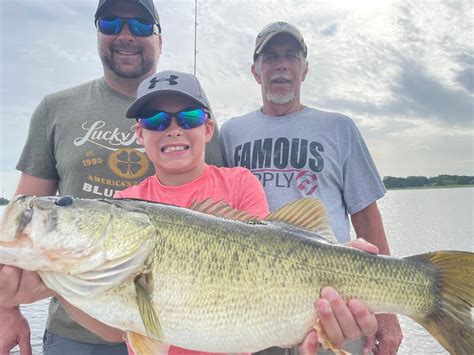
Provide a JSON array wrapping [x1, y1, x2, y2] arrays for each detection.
[[299, 238, 379, 355], [0, 265, 53, 307]]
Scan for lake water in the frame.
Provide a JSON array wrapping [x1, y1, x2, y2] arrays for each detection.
[[3, 187, 473, 354]]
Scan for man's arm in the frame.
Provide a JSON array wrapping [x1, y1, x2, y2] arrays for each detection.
[[350, 202, 389, 254], [0, 174, 58, 355], [350, 202, 403, 354], [14, 173, 58, 196]]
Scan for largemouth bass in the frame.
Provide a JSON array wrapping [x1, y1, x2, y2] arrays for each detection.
[[0, 195, 472, 354]]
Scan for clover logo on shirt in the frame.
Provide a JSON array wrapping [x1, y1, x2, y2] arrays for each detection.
[[108, 148, 150, 179]]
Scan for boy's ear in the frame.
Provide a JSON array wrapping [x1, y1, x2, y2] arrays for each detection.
[[204, 119, 215, 143], [135, 122, 145, 145]]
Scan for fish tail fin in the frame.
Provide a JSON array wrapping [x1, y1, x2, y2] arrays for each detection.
[[410, 251, 474, 354]]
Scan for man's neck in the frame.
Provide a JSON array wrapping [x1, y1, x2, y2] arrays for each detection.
[[103, 75, 143, 97], [103, 68, 156, 97], [261, 100, 305, 117]]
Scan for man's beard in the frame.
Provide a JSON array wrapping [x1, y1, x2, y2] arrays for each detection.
[[265, 91, 296, 104], [100, 43, 155, 79]]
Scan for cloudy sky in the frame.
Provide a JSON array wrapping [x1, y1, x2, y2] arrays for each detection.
[[0, 0, 472, 198]]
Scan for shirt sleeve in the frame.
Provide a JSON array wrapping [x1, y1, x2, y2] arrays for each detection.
[[234, 169, 270, 219], [342, 121, 386, 214], [114, 185, 139, 199], [205, 120, 224, 167], [16, 97, 59, 179]]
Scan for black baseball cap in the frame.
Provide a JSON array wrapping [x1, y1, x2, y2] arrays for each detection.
[[95, 0, 160, 27]]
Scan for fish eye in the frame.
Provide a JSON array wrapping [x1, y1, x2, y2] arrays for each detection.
[[56, 196, 75, 207]]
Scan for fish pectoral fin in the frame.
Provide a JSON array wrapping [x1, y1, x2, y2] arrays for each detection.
[[127, 332, 168, 355], [265, 198, 337, 243], [189, 198, 261, 222], [313, 318, 351, 355], [135, 273, 163, 340]]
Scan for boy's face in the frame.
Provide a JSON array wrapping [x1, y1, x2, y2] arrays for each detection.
[[136, 94, 214, 185]]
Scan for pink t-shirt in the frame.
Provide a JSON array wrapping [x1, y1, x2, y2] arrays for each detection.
[[115, 164, 269, 354], [115, 164, 269, 219]]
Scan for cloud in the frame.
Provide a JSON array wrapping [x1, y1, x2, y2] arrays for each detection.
[[389, 60, 473, 126], [319, 23, 338, 37], [0, 0, 472, 198]]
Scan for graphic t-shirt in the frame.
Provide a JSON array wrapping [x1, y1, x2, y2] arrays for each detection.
[[220, 107, 386, 243]]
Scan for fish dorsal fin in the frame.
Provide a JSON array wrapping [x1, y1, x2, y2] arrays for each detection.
[[189, 198, 261, 222], [265, 198, 337, 243], [135, 273, 163, 340]]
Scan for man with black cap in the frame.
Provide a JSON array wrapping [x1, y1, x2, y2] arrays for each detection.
[[0, 1, 221, 355], [220, 22, 403, 354]]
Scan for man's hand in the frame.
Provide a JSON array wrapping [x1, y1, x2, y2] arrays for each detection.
[[0, 306, 32, 355], [298, 288, 378, 355], [298, 238, 380, 354], [373, 313, 402, 355], [0, 265, 53, 307]]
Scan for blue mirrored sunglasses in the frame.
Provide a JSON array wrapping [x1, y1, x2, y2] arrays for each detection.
[[138, 107, 210, 132], [97, 16, 160, 37]]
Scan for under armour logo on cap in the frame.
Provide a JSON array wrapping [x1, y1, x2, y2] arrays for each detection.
[[148, 74, 179, 89], [126, 70, 212, 119]]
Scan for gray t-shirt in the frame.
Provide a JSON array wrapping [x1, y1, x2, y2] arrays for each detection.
[[220, 106, 386, 243], [16, 78, 223, 344]]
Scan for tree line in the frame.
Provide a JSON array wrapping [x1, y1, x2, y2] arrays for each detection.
[[1, 175, 473, 203], [383, 175, 474, 189]]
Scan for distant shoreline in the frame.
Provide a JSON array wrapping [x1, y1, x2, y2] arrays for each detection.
[[387, 185, 474, 191]]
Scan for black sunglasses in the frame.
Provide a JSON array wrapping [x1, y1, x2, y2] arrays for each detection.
[[97, 16, 160, 37]]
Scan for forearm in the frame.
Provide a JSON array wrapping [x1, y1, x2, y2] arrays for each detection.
[[58, 297, 125, 343], [350, 202, 391, 255]]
